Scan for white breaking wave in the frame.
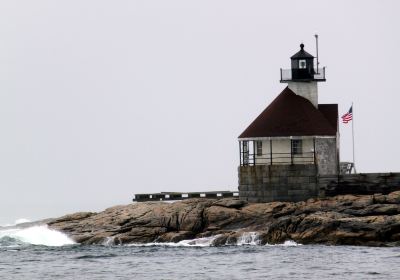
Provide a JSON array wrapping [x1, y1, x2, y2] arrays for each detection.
[[0, 225, 75, 247], [127, 235, 220, 247], [102, 236, 116, 246], [236, 232, 300, 246], [0, 223, 12, 227], [281, 240, 301, 246], [15, 218, 31, 225], [266, 240, 301, 247], [0, 218, 32, 227], [126, 233, 301, 247], [178, 236, 218, 247], [236, 232, 260, 246]]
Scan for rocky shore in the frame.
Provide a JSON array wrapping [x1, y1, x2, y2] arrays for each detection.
[[48, 191, 400, 246]]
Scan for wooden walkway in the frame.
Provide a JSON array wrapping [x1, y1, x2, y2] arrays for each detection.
[[133, 191, 239, 202]]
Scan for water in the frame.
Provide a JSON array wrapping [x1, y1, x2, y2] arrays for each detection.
[[1, 223, 400, 279]]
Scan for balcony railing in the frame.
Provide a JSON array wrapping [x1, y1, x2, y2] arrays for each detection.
[[280, 67, 326, 82], [240, 152, 315, 166]]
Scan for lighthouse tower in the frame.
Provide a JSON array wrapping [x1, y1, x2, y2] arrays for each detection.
[[280, 43, 326, 107], [238, 43, 338, 203]]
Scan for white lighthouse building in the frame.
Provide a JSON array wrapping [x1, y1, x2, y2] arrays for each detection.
[[238, 43, 339, 202]]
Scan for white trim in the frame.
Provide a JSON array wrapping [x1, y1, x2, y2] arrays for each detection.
[[238, 135, 336, 141]]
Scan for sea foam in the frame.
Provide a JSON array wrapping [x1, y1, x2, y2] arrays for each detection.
[[126, 232, 300, 247], [265, 240, 301, 247], [236, 232, 261, 245], [0, 218, 31, 227], [0, 225, 75, 247], [127, 235, 220, 247], [15, 218, 31, 225]]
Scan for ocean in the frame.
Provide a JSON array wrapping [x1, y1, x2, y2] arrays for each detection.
[[1, 223, 400, 279]]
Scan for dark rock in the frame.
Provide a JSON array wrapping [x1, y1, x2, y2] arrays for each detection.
[[157, 231, 195, 243], [386, 191, 400, 204], [47, 192, 400, 246], [212, 198, 247, 209], [48, 212, 95, 224]]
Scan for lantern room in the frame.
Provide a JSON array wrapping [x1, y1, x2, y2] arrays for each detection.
[[291, 43, 315, 80], [280, 44, 326, 83]]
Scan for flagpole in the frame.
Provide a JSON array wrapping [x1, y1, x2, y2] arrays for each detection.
[[352, 102, 356, 173]]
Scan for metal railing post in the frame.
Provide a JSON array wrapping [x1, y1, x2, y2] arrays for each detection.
[[239, 141, 242, 166], [270, 139, 273, 165], [313, 137, 316, 165], [253, 140, 256, 166], [290, 140, 294, 165]]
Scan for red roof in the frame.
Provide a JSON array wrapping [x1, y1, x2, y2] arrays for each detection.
[[238, 87, 337, 139], [318, 104, 338, 132]]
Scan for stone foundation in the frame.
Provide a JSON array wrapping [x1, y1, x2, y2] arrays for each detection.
[[239, 165, 400, 203], [238, 164, 318, 202]]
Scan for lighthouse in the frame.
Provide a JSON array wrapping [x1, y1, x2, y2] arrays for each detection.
[[280, 43, 326, 107], [238, 43, 339, 203]]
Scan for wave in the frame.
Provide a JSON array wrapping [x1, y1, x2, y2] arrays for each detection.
[[0, 225, 75, 247], [0, 218, 32, 228], [0, 224, 300, 248], [15, 218, 31, 225], [236, 232, 260, 245], [265, 240, 301, 247], [127, 235, 220, 247], [125, 232, 301, 247]]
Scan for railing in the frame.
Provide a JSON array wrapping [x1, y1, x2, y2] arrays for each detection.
[[280, 67, 326, 82], [240, 152, 315, 166], [133, 191, 239, 202]]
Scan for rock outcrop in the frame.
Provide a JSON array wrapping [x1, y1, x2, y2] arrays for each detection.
[[48, 191, 400, 246]]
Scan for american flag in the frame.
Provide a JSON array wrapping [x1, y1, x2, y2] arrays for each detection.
[[341, 106, 353, 124]]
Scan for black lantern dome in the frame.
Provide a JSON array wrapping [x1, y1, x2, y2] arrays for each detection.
[[290, 43, 314, 80], [280, 43, 326, 83]]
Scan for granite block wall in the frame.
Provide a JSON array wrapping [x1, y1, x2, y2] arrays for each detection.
[[238, 164, 318, 202], [239, 163, 400, 203], [315, 137, 338, 175]]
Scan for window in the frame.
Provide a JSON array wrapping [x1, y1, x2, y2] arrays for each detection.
[[256, 141, 262, 156], [291, 139, 302, 155], [299, 59, 306, 69]]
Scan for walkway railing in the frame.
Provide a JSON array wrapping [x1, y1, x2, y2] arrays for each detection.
[[280, 67, 326, 82], [240, 152, 315, 166], [133, 191, 239, 202]]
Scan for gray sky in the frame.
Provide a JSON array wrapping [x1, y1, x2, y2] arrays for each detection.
[[0, 0, 399, 224]]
